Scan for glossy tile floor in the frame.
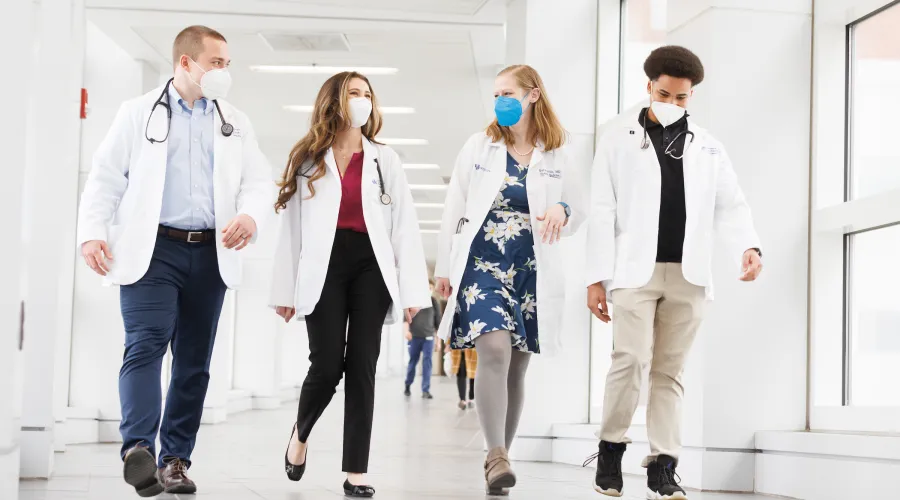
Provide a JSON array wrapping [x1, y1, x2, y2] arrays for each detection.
[[20, 377, 775, 499]]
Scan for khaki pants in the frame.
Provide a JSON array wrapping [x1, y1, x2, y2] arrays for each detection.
[[597, 263, 707, 464]]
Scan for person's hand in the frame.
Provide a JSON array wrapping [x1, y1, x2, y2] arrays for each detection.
[[444, 343, 451, 354], [535, 203, 567, 244], [222, 214, 257, 250], [435, 278, 452, 299], [82, 240, 113, 276], [275, 306, 296, 323], [587, 282, 611, 323], [405, 331, 413, 341], [405, 308, 420, 324], [740, 249, 763, 282]]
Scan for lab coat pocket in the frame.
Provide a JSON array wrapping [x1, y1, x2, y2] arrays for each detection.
[[380, 202, 393, 234]]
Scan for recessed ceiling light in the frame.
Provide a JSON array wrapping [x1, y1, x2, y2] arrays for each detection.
[[418, 220, 442, 225], [403, 164, 440, 170], [415, 203, 444, 209], [379, 138, 429, 146], [420, 229, 440, 234], [251, 65, 399, 75], [284, 105, 415, 114], [408, 184, 447, 191]]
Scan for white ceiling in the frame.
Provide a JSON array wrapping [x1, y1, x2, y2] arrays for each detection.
[[86, 0, 507, 264]]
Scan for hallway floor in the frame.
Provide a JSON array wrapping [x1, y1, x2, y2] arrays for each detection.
[[20, 377, 776, 499]]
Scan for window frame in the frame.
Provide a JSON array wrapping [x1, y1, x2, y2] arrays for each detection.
[[810, 0, 900, 433]]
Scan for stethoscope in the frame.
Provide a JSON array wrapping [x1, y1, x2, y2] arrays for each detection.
[[299, 153, 391, 205], [639, 111, 695, 160], [145, 78, 234, 144]]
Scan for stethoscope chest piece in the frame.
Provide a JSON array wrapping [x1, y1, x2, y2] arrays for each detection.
[[380, 193, 392, 205], [221, 123, 234, 137]]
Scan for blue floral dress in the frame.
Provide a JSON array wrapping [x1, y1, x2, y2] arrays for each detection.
[[451, 152, 539, 354]]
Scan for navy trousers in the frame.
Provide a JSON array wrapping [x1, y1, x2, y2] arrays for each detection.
[[118, 236, 227, 467], [405, 337, 434, 393]]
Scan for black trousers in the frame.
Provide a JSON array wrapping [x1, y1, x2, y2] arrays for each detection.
[[456, 356, 475, 401], [295, 230, 392, 473]]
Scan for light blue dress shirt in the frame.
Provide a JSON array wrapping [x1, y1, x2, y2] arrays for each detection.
[[159, 85, 216, 231]]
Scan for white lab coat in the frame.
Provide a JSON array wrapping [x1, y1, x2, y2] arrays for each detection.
[[76, 85, 275, 289], [269, 138, 432, 325], [433, 132, 586, 353], [584, 114, 760, 299]]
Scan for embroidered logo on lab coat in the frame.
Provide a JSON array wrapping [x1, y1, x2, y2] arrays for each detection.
[[474, 164, 490, 172], [538, 168, 562, 179]]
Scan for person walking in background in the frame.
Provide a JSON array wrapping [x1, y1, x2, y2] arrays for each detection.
[[77, 25, 273, 497], [434, 64, 585, 496], [585, 46, 762, 499], [270, 71, 431, 498], [450, 348, 477, 410], [404, 280, 442, 399]]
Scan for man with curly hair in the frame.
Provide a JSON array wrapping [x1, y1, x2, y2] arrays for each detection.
[[585, 46, 763, 499]]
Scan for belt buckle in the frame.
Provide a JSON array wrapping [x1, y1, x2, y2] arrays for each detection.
[[186, 231, 203, 243]]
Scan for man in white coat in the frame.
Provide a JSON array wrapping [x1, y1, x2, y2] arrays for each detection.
[[76, 25, 273, 497], [585, 46, 762, 500]]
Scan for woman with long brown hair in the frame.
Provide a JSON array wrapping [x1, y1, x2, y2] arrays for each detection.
[[270, 71, 431, 497], [434, 64, 585, 495]]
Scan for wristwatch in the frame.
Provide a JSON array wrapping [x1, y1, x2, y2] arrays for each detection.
[[557, 202, 571, 219]]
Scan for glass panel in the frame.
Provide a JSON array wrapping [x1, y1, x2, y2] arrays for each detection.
[[848, 225, 900, 406], [619, 0, 667, 111], [849, 3, 900, 200]]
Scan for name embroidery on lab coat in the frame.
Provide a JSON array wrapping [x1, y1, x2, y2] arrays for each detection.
[[231, 128, 243, 138], [474, 164, 490, 172], [701, 146, 720, 155], [538, 168, 562, 179]]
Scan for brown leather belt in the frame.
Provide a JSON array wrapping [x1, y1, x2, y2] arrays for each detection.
[[157, 225, 216, 244]]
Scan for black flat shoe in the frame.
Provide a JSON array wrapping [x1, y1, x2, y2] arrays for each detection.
[[284, 424, 307, 482], [343, 479, 375, 497]]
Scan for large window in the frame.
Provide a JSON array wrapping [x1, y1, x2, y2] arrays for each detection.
[[811, 0, 900, 433], [618, 0, 667, 110]]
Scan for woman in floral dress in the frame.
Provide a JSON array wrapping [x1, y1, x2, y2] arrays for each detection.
[[434, 64, 583, 495]]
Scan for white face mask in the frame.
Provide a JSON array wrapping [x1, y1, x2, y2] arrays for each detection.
[[188, 58, 232, 100], [650, 101, 686, 128], [348, 97, 372, 128]]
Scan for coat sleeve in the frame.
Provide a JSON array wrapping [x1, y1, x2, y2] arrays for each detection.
[[713, 145, 761, 266], [237, 116, 276, 243], [434, 134, 476, 278], [269, 190, 301, 309], [558, 141, 588, 237], [76, 102, 135, 246], [584, 132, 617, 287], [386, 147, 432, 310], [431, 297, 441, 330]]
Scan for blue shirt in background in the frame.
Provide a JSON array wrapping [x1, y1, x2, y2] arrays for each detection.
[[159, 84, 216, 231]]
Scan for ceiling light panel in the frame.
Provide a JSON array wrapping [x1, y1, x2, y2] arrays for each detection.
[[284, 105, 415, 114], [251, 65, 399, 75], [258, 33, 351, 52]]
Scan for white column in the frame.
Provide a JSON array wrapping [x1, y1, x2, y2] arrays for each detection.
[[21, 0, 84, 478], [0, 1, 34, 495], [660, 0, 811, 491], [504, 0, 598, 462]]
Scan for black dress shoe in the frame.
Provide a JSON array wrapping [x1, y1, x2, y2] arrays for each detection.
[[123, 446, 164, 498], [403, 385, 411, 397], [343, 479, 375, 497], [284, 424, 307, 482], [422, 392, 434, 399]]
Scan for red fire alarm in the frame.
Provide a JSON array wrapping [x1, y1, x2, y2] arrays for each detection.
[[80, 88, 88, 119]]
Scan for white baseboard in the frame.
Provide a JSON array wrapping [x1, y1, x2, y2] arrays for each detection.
[[252, 396, 282, 410], [279, 386, 301, 403], [200, 405, 228, 425], [227, 390, 253, 415], [754, 431, 900, 500]]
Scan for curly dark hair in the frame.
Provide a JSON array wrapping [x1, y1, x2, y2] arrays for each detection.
[[643, 45, 705, 86]]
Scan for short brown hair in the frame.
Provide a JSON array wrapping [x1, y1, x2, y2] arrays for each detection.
[[644, 45, 705, 86], [172, 25, 226, 66]]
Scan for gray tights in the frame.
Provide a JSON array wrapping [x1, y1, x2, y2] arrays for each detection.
[[473, 330, 532, 450]]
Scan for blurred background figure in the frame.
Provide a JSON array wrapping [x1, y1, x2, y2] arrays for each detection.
[[404, 279, 442, 399], [450, 347, 477, 410]]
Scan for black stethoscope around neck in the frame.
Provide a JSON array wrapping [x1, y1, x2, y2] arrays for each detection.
[[145, 78, 234, 144]]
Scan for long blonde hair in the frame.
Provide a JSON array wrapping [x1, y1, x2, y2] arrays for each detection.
[[275, 72, 382, 211], [486, 65, 566, 151]]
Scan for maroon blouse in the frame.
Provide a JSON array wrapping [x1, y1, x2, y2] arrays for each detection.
[[336, 152, 368, 234]]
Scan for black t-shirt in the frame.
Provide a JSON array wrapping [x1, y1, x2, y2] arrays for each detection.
[[409, 297, 441, 338], [638, 107, 690, 263]]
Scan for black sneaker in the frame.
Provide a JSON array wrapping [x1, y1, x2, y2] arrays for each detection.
[[583, 440, 626, 497], [404, 385, 411, 397], [646, 455, 687, 500], [422, 392, 434, 399]]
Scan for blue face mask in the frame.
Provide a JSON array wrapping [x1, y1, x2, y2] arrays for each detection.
[[494, 92, 531, 127]]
